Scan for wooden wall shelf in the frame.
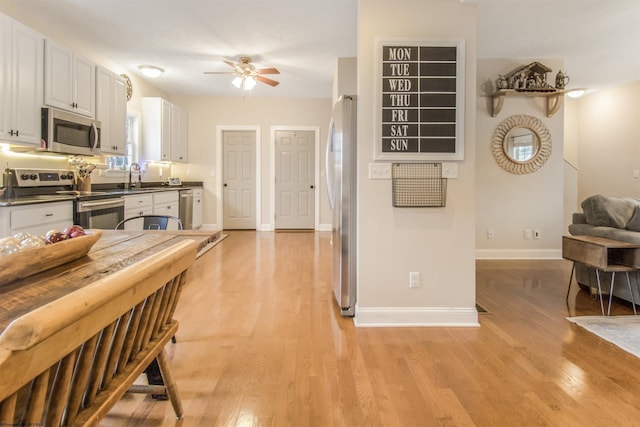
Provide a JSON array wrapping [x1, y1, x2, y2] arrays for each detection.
[[491, 89, 566, 118]]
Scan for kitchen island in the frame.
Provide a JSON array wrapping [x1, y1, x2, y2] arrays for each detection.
[[0, 228, 219, 426]]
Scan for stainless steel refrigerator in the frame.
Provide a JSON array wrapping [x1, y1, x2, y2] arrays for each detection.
[[326, 95, 357, 316]]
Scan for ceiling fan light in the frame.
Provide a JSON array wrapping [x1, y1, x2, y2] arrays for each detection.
[[232, 76, 243, 88], [244, 76, 256, 90], [138, 65, 164, 78]]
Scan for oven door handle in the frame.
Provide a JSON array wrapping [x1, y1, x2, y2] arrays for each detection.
[[80, 199, 124, 209]]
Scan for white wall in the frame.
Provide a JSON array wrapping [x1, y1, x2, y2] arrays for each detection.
[[564, 99, 579, 230], [575, 81, 640, 202], [475, 59, 565, 259], [170, 96, 332, 229], [356, 0, 477, 326]]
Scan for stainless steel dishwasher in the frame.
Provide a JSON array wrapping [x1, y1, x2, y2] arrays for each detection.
[[178, 189, 193, 229]]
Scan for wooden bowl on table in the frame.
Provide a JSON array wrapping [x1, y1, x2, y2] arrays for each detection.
[[0, 229, 102, 287]]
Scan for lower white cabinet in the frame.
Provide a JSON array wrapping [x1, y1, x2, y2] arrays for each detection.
[[123, 194, 153, 229], [153, 191, 179, 229], [0, 201, 73, 237], [193, 188, 203, 229]]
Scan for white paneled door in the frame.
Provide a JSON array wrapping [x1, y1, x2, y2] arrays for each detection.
[[275, 130, 315, 229], [223, 131, 256, 229]]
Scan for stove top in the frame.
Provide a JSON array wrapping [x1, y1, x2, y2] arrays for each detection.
[[11, 168, 76, 187]]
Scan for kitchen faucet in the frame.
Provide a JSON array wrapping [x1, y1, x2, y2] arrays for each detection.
[[128, 163, 142, 189]]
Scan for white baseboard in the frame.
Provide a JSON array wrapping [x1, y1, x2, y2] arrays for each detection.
[[475, 249, 562, 260], [354, 306, 479, 327], [317, 223, 332, 232], [258, 223, 275, 231], [200, 223, 218, 230]]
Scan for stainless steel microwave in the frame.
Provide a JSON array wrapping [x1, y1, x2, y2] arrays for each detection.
[[41, 107, 101, 156]]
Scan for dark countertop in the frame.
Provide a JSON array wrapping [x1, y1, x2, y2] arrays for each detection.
[[0, 181, 204, 207]]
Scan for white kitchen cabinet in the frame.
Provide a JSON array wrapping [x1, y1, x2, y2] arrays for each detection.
[[171, 104, 188, 162], [124, 193, 153, 217], [142, 97, 172, 162], [153, 191, 179, 229], [123, 194, 153, 230], [0, 201, 73, 237], [192, 188, 203, 229], [0, 15, 44, 146], [44, 39, 96, 118], [142, 97, 188, 163], [96, 66, 127, 155]]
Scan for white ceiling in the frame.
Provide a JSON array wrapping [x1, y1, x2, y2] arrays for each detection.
[[4, 0, 638, 98]]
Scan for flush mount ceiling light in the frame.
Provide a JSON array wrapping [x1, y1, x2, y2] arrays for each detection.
[[566, 88, 586, 98], [138, 65, 164, 78]]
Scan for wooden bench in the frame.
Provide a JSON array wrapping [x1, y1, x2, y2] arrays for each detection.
[[0, 239, 197, 426]]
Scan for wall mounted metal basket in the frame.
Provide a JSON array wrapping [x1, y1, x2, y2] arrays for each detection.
[[391, 163, 447, 207]]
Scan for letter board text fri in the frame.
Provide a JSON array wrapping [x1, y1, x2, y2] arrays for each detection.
[[375, 39, 465, 161]]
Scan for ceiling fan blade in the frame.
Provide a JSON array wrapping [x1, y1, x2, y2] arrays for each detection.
[[203, 71, 236, 75], [223, 60, 237, 68], [256, 75, 280, 87], [256, 67, 280, 75]]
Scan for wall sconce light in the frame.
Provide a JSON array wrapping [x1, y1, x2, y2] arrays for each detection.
[[138, 65, 164, 78], [566, 88, 586, 98]]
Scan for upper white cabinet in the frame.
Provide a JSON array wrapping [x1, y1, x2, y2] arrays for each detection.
[[96, 66, 127, 155], [142, 97, 188, 163], [171, 104, 188, 162], [142, 97, 171, 162], [44, 39, 96, 118], [0, 15, 44, 146]]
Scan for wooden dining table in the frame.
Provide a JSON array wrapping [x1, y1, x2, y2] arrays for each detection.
[[0, 229, 219, 333]]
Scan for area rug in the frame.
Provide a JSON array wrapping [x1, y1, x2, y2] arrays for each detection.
[[567, 315, 640, 358]]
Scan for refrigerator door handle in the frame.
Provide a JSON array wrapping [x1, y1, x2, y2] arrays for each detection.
[[325, 117, 335, 210]]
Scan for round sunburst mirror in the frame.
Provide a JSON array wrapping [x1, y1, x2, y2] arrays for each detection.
[[491, 114, 552, 174]]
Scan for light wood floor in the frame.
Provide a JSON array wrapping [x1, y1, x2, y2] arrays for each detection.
[[101, 231, 640, 426]]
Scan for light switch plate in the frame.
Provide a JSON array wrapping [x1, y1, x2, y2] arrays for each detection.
[[441, 162, 458, 179], [369, 163, 391, 179]]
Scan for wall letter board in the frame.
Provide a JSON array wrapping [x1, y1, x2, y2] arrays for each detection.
[[374, 39, 465, 161]]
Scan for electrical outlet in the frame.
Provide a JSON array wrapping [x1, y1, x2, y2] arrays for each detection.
[[534, 229, 541, 239], [409, 272, 421, 288], [524, 229, 532, 239], [487, 228, 495, 239]]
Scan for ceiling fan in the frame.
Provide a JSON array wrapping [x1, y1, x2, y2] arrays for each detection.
[[204, 57, 280, 90]]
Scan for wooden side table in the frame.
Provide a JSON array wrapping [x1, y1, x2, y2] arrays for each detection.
[[562, 235, 639, 315]]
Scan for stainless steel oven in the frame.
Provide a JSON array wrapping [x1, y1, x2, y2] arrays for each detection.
[[75, 196, 124, 229]]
